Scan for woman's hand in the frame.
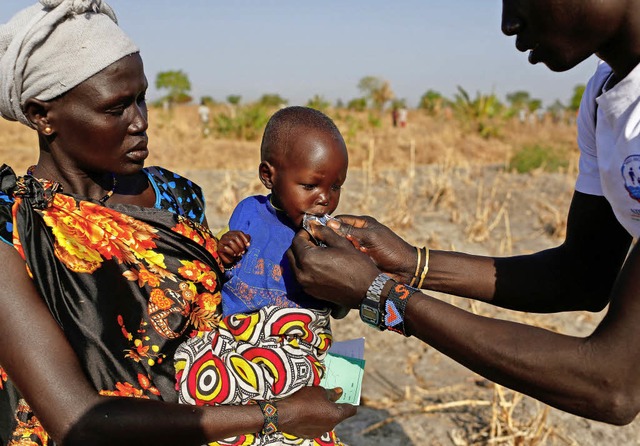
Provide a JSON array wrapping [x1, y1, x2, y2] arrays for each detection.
[[329, 215, 417, 284], [287, 224, 380, 308], [218, 230, 251, 267], [277, 386, 356, 438]]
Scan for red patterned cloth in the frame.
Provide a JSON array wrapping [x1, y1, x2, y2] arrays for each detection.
[[175, 305, 345, 446]]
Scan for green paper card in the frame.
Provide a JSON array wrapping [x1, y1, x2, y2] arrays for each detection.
[[320, 338, 365, 405]]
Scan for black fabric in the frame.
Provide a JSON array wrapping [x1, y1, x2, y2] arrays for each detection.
[[0, 165, 222, 445]]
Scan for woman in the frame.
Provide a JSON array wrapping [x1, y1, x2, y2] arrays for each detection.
[[287, 0, 640, 426], [0, 1, 355, 445]]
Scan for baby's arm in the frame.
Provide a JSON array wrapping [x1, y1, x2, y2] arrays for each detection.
[[218, 230, 251, 268]]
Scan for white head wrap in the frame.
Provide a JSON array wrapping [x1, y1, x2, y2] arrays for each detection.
[[0, 0, 139, 127]]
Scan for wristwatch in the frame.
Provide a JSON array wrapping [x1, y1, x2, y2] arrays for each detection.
[[359, 273, 391, 330]]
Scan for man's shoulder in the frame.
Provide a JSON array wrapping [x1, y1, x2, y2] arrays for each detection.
[[584, 60, 613, 102]]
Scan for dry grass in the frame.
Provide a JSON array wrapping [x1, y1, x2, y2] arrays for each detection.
[[0, 104, 579, 175]]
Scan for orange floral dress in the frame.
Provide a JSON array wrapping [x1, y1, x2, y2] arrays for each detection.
[[0, 165, 222, 446]]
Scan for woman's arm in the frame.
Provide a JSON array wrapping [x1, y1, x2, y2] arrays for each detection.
[[0, 243, 354, 445]]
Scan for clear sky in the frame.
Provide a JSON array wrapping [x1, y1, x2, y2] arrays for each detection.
[[2, 1, 599, 108]]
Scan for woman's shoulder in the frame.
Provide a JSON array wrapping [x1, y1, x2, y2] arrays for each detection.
[[0, 165, 16, 246], [0, 195, 13, 246], [144, 166, 201, 190], [144, 166, 206, 223]]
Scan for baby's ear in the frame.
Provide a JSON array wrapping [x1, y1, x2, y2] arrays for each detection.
[[259, 161, 275, 189]]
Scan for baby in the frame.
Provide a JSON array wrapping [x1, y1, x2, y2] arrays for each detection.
[[176, 106, 349, 446]]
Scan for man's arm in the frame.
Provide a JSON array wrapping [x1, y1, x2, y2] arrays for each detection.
[[344, 191, 632, 312], [403, 237, 640, 424], [288, 207, 640, 424]]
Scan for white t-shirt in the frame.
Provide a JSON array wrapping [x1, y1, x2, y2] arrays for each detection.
[[575, 60, 640, 238]]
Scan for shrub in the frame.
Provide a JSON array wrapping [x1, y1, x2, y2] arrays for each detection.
[[306, 95, 331, 113], [214, 104, 270, 141], [367, 112, 382, 128], [347, 97, 367, 112], [509, 144, 570, 173]]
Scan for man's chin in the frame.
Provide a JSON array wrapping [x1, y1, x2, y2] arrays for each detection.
[[537, 52, 591, 73]]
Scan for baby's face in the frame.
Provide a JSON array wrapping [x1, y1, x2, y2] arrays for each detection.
[[269, 129, 348, 227]]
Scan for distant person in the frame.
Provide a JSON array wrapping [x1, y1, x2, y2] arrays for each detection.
[[198, 98, 211, 136], [288, 0, 640, 426], [0, 2, 354, 444], [391, 106, 399, 127], [518, 108, 527, 123], [175, 106, 350, 446], [397, 107, 408, 128]]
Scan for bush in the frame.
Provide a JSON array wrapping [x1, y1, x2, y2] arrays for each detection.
[[342, 113, 363, 143], [214, 104, 270, 141], [306, 95, 331, 113], [509, 144, 570, 173], [347, 97, 367, 112], [367, 112, 382, 128]]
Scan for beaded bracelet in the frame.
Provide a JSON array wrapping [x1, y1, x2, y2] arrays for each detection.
[[383, 280, 418, 336], [257, 400, 278, 436]]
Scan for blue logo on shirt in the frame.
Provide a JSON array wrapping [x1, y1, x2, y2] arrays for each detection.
[[622, 155, 640, 202]]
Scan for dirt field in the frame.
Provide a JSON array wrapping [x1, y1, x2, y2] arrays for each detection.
[[3, 109, 640, 445]]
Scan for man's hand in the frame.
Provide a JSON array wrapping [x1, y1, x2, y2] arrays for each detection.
[[287, 224, 380, 308], [329, 215, 417, 284]]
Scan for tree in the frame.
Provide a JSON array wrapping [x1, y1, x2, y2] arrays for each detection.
[[200, 96, 216, 106], [391, 98, 407, 113], [527, 98, 542, 113], [226, 95, 242, 106], [547, 99, 566, 114], [453, 86, 504, 138], [547, 99, 567, 123], [357, 76, 395, 110], [258, 94, 288, 108], [569, 84, 586, 112], [155, 70, 192, 106], [419, 90, 445, 115], [306, 95, 331, 113], [347, 97, 367, 112], [506, 90, 531, 110]]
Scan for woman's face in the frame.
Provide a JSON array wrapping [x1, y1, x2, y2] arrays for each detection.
[[266, 128, 348, 228], [501, 0, 627, 72], [45, 53, 149, 176]]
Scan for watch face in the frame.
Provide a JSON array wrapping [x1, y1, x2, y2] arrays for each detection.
[[360, 304, 379, 324]]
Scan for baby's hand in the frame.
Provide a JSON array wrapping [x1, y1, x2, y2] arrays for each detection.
[[218, 230, 251, 268]]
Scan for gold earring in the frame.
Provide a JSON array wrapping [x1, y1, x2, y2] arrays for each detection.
[[43, 126, 52, 135]]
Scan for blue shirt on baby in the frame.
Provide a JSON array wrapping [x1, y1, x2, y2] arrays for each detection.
[[221, 194, 326, 316]]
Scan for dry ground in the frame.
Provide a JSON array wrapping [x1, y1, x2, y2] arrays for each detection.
[[2, 108, 640, 445]]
